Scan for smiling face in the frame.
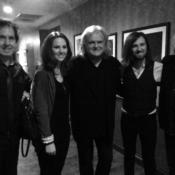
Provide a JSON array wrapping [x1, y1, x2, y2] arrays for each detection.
[[52, 37, 68, 62], [0, 26, 17, 57], [131, 36, 147, 61], [85, 31, 106, 57]]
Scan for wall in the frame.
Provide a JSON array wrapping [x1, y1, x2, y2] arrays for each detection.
[[43, 0, 175, 57], [40, 0, 175, 174], [18, 28, 41, 78]]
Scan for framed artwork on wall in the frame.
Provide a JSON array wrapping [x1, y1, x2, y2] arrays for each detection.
[[108, 33, 117, 57], [122, 22, 170, 61], [74, 33, 82, 56]]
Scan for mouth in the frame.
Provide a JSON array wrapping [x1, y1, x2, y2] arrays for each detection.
[[58, 55, 66, 58], [136, 51, 143, 54], [3, 46, 13, 51], [2, 49, 13, 54], [56, 55, 66, 60], [136, 52, 145, 57]]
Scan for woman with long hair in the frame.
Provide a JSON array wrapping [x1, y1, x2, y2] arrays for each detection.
[[32, 31, 72, 175]]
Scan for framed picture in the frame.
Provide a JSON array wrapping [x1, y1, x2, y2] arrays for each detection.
[[122, 22, 170, 61], [108, 33, 117, 57], [74, 33, 82, 56]]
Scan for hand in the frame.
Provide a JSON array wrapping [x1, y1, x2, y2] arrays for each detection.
[[21, 91, 30, 101], [45, 142, 56, 156]]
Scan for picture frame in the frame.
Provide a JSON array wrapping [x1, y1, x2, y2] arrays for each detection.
[[74, 33, 82, 56], [122, 22, 170, 61], [108, 33, 117, 57]]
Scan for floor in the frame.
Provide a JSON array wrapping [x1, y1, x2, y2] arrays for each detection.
[[18, 137, 144, 175]]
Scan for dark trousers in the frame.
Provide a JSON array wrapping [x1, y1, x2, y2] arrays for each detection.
[[121, 112, 157, 175], [165, 133, 175, 175], [34, 135, 70, 175], [0, 137, 20, 175], [76, 136, 113, 175]]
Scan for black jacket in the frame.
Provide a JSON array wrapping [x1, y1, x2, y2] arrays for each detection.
[[0, 59, 31, 141], [159, 55, 175, 135], [67, 55, 121, 142], [32, 69, 56, 138]]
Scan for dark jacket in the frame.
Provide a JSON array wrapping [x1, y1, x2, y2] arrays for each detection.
[[0, 59, 31, 141], [32, 69, 55, 138], [159, 55, 175, 135], [67, 55, 121, 142]]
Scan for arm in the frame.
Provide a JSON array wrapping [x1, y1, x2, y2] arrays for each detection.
[[32, 70, 56, 154], [153, 61, 163, 86], [32, 72, 54, 137], [20, 68, 32, 101], [114, 58, 123, 97]]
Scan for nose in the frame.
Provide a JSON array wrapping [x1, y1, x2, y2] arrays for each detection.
[[4, 38, 10, 45], [59, 48, 65, 54], [94, 42, 98, 48], [137, 45, 143, 51]]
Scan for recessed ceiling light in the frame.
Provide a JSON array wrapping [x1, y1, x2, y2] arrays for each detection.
[[3, 5, 13, 14]]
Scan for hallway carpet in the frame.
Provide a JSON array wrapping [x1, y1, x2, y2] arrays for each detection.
[[18, 137, 144, 175]]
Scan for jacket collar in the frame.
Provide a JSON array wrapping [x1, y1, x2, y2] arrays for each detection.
[[0, 57, 22, 77]]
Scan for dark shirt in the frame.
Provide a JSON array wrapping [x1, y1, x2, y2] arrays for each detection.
[[122, 61, 157, 116], [51, 79, 70, 138]]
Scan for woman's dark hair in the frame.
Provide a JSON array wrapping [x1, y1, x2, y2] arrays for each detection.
[[41, 31, 72, 75], [122, 32, 152, 66], [0, 19, 19, 42]]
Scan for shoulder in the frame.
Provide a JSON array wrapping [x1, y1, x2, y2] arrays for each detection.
[[15, 63, 31, 80], [161, 56, 175, 78], [14, 63, 26, 76], [68, 55, 87, 71], [162, 55, 175, 65], [154, 61, 163, 70], [105, 56, 121, 67], [70, 55, 86, 64], [34, 69, 52, 82]]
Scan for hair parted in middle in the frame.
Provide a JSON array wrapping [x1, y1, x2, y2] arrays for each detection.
[[122, 31, 152, 67], [0, 19, 19, 42], [41, 31, 72, 75], [0, 19, 20, 61], [80, 25, 110, 55]]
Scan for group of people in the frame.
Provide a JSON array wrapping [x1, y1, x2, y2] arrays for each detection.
[[0, 18, 174, 175]]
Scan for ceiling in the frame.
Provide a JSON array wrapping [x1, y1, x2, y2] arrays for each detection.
[[0, 0, 88, 29]]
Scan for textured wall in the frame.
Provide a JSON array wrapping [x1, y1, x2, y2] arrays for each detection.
[[44, 0, 175, 58]]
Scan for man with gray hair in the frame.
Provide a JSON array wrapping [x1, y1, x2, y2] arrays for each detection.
[[67, 25, 121, 175]]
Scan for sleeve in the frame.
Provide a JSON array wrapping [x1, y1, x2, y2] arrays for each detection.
[[158, 61, 167, 129], [65, 57, 77, 89], [24, 72, 32, 92], [114, 58, 122, 97], [18, 65, 31, 92], [32, 71, 54, 143], [153, 61, 163, 85]]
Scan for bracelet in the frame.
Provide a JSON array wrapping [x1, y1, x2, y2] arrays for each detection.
[[42, 134, 54, 144], [44, 141, 54, 146]]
